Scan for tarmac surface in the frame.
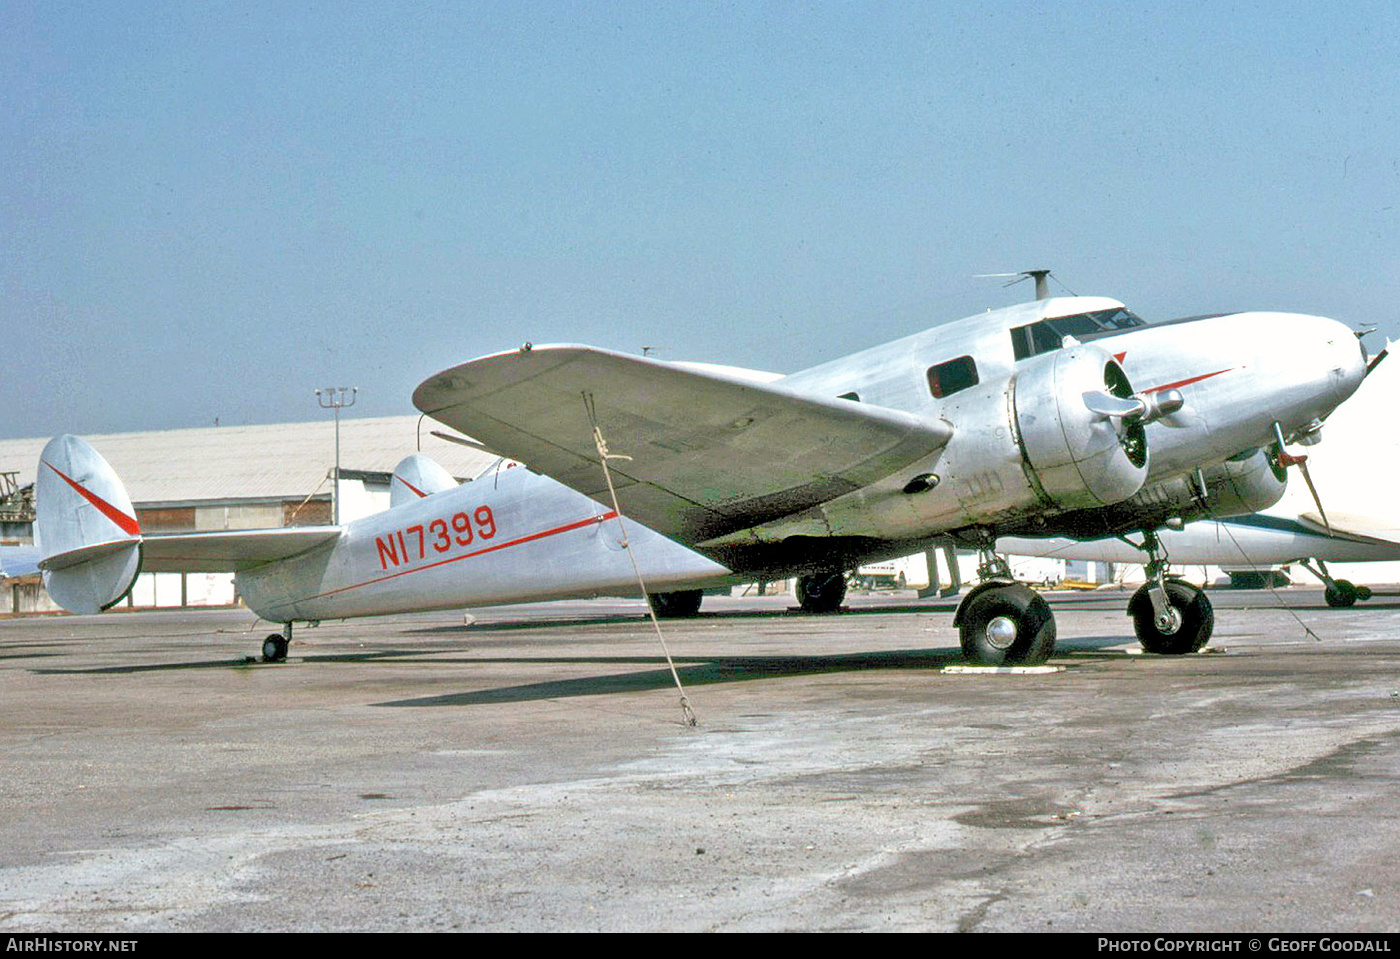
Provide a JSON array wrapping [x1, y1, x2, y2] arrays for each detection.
[[1, 586, 1399, 932]]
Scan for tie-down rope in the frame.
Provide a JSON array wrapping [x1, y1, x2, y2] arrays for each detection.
[[584, 392, 697, 727]]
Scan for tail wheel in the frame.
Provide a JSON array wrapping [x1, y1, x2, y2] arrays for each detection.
[[796, 572, 848, 613], [1129, 579, 1214, 654], [957, 584, 1057, 666], [262, 634, 289, 663]]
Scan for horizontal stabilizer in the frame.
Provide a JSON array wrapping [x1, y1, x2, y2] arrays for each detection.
[[140, 527, 342, 573], [413, 345, 953, 544]]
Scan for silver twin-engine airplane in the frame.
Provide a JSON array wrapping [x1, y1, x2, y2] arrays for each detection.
[[33, 292, 1369, 666]]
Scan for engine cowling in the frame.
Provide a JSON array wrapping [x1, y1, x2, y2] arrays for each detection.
[[1198, 447, 1288, 517], [1011, 346, 1148, 510]]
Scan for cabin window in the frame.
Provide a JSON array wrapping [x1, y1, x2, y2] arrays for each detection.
[[927, 356, 979, 398], [837, 391, 860, 402]]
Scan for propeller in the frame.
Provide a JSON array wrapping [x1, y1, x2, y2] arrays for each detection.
[[1272, 421, 1331, 536], [1082, 388, 1184, 424], [429, 430, 497, 455]]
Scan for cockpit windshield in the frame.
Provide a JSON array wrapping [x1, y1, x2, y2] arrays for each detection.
[[1010, 308, 1146, 360]]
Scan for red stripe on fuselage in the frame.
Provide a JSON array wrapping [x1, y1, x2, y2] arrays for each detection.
[[1141, 368, 1232, 394], [42, 461, 141, 536], [271, 510, 621, 610]]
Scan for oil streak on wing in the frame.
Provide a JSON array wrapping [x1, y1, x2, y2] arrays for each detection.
[[413, 345, 953, 544]]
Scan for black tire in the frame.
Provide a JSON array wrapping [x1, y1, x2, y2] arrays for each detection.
[[262, 634, 288, 663], [647, 589, 704, 618], [1325, 580, 1359, 608], [1357, 585, 1373, 601], [1129, 580, 1214, 654], [796, 572, 848, 613], [957, 584, 1057, 666]]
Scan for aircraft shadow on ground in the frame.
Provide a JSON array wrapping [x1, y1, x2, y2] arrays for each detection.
[[409, 601, 966, 635], [372, 648, 967, 708]]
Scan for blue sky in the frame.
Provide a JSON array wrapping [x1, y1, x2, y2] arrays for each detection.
[[4, 1, 1398, 438]]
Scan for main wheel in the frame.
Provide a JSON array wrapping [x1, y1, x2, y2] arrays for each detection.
[[1129, 579, 1214, 654], [957, 584, 1057, 666], [1325, 579, 1358, 608], [647, 589, 704, 618], [796, 572, 847, 613], [261, 634, 289, 663]]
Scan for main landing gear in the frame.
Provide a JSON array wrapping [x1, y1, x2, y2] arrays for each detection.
[[261, 622, 292, 663], [1125, 529, 1214, 655], [647, 589, 704, 618], [1299, 559, 1373, 608], [953, 543, 1056, 666], [795, 571, 848, 614]]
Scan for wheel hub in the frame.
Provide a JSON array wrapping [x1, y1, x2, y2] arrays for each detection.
[[985, 615, 1018, 650], [1155, 606, 1183, 635]]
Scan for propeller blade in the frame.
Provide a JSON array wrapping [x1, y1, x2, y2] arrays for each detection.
[[1366, 346, 1388, 379], [1082, 391, 1146, 419], [429, 430, 498, 455], [1295, 458, 1332, 537], [1271, 420, 1333, 536]]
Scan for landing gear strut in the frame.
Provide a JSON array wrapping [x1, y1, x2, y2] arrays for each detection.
[[952, 535, 1056, 665], [795, 571, 848, 613], [1126, 529, 1214, 654], [1299, 559, 1372, 608], [261, 622, 291, 663]]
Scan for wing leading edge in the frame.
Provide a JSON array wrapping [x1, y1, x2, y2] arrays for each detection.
[[413, 345, 953, 544]]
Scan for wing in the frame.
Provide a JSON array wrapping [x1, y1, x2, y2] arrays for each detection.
[[0, 545, 40, 578], [1298, 511, 1400, 546], [413, 345, 952, 543], [140, 527, 342, 572]]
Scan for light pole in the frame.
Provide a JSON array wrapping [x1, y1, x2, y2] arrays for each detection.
[[316, 387, 357, 525]]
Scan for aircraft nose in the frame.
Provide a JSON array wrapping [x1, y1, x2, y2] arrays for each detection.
[[1322, 316, 1368, 404], [1281, 313, 1368, 417]]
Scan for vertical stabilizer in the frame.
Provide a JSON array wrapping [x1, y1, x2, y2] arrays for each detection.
[[35, 435, 143, 613], [390, 453, 458, 508]]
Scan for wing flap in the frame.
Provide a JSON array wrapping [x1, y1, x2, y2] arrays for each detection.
[[140, 527, 342, 573], [413, 345, 952, 543]]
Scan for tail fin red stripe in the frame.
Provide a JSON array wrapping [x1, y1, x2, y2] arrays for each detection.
[[42, 461, 141, 536]]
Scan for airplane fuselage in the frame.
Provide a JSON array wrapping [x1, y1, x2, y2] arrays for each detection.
[[243, 295, 1366, 622], [708, 298, 1365, 559], [236, 465, 732, 623]]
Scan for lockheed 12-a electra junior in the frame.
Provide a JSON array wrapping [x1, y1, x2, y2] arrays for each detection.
[[31, 291, 1369, 666]]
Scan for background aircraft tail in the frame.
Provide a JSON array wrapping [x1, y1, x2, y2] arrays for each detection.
[[34, 435, 143, 613], [389, 453, 458, 508]]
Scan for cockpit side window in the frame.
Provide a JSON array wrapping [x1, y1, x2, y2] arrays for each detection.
[[837, 391, 860, 402], [927, 356, 979, 398], [1011, 307, 1146, 360]]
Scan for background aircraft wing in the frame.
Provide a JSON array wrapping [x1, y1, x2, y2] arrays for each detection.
[[0, 545, 41, 578], [413, 345, 952, 543], [1298, 511, 1400, 547], [140, 527, 342, 572]]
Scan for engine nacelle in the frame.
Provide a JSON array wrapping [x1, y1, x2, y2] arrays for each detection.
[[1041, 446, 1288, 539], [1198, 447, 1288, 517], [1012, 346, 1148, 510]]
